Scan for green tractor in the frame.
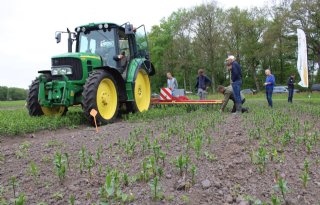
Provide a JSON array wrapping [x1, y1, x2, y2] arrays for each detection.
[[27, 22, 155, 125]]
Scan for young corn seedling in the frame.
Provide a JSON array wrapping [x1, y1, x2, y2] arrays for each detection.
[[69, 194, 75, 205], [194, 136, 203, 159], [270, 194, 281, 205], [152, 139, 161, 164], [86, 153, 95, 178], [79, 145, 87, 174], [273, 176, 288, 202], [27, 161, 40, 185], [53, 152, 67, 184], [175, 154, 189, 176], [10, 176, 17, 199], [159, 151, 166, 166], [299, 158, 310, 188], [14, 193, 26, 205], [96, 144, 103, 162], [149, 176, 163, 201], [191, 164, 197, 184], [300, 170, 310, 189], [256, 146, 269, 173], [122, 173, 129, 186], [64, 153, 70, 169]]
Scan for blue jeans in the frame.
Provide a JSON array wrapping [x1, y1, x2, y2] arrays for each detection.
[[288, 88, 294, 103], [232, 80, 242, 104], [266, 89, 273, 107]]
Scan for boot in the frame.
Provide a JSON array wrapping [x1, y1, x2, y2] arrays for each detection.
[[236, 103, 242, 113], [242, 107, 249, 113]]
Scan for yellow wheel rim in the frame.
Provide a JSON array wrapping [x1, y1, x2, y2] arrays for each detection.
[[96, 78, 118, 120], [41, 106, 66, 116], [134, 69, 151, 112]]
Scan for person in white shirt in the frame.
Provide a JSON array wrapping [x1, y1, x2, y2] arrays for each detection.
[[167, 72, 178, 91]]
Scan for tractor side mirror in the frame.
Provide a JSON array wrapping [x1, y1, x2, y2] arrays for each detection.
[[125, 24, 135, 35], [55, 32, 61, 44]]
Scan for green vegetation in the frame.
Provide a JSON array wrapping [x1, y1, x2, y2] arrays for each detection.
[[0, 106, 86, 135], [148, 0, 320, 92], [0, 86, 27, 101]]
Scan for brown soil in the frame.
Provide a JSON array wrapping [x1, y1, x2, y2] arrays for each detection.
[[0, 109, 319, 205]]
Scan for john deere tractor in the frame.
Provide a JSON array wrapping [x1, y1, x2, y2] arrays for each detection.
[[27, 22, 155, 125]]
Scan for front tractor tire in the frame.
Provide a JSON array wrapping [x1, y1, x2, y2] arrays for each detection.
[[82, 70, 119, 126], [27, 78, 67, 116]]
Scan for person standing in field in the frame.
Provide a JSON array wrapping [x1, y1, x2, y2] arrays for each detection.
[[226, 55, 242, 113], [264, 69, 275, 107], [195, 69, 212, 100], [167, 72, 178, 91], [287, 74, 295, 103]]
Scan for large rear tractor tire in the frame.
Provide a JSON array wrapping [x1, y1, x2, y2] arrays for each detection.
[[132, 69, 151, 112], [82, 70, 119, 125], [27, 78, 67, 116]]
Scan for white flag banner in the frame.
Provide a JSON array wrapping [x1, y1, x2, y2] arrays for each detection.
[[297, 29, 309, 87]]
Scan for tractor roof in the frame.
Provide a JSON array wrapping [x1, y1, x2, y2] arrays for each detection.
[[75, 22, 125, 32]]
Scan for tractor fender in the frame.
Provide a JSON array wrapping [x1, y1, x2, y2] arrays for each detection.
[[93, 67, 127, 102], [125, 58, 153, 101], [126, 58, 153, 83]]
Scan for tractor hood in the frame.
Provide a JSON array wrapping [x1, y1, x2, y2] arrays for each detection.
[[51, 52, 101, 62]]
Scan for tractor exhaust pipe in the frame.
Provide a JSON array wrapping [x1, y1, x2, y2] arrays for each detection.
[[67, 28, 72, 53]]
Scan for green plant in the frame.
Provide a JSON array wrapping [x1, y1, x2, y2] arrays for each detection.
[[204, 151, 216, 162], [270, 195, 281, 205], [27, 161, 40, 185], [300, 170, 310, 189], [273, 176, 288, 202], [14, 193, 26, 205], [52, 192, 64, 200], [10, 176, 17, 199], [69, 194, 75, 205], [123, 173, 129, 186], [53, 152, 67, 183], [149, 176, 163, 201], [191, 164, 197, 184], [86, 153, 95, 178], [175, 154, 189, 176], [194, 136, 203, 159]]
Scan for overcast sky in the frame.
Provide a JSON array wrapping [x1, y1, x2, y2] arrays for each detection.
[[0, 0, 268, 88]]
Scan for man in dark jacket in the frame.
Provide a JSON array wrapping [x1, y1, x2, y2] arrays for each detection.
[[287, 74, 295, 103], [226, 55, 242, 113], [195, 69, 212, 100], [217, 85, 248, 113]]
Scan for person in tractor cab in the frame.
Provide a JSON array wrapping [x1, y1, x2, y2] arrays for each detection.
[[113, 51, 128, 73], [217, 85, 248, 113], [195, 69, 212, 100]]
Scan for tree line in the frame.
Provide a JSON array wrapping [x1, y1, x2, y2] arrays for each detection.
[[148, 0, 320, 93], [0, 86, 28, 101]]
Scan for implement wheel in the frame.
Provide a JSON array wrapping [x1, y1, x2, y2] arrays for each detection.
[[82, 70, 119, 125]]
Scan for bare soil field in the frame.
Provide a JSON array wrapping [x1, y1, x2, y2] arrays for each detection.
[[0, 100, 320, 205]]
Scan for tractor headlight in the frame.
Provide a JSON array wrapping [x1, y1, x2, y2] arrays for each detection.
[[51, 66, 73, 76]]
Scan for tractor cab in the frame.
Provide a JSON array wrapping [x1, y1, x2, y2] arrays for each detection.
[[74, 23, 150, 78]]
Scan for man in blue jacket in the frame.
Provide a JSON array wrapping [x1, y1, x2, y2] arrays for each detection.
[[264, 69, 275, 107], [226, 55, 242, 113], [195, 69, 212, 100]]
